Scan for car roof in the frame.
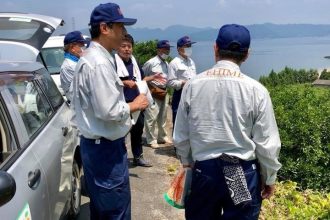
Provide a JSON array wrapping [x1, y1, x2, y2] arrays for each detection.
[[42, 35, 90, 48], [0, 61, 44, 73]]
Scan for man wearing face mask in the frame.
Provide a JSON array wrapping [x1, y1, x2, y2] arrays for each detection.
[[168, 36, 197, 126], [142, 40, 173, 148], [60, 31, 87, 101]]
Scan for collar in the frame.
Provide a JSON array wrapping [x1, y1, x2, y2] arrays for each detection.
[[214, 60, 241, 72], [64, 52, 79, 62], [178, 54, 190, 63], [89, 41, 114, 61]]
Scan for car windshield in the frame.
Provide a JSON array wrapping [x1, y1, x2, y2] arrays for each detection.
[[40, 47, 64, 74], [0, 17, 40, 41]]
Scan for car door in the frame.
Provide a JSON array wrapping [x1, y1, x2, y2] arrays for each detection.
[[0, 80, 51, 219], [31, 68, 75, 219]]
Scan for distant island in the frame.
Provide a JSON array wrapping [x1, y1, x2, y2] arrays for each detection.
[[80, 23, 330, 42]]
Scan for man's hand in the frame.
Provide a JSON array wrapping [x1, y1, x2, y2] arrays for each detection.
[[123, 80, 137, 89], [144, 73, 167, 84], [261, 184, 275, 199], [130, 94, 149, 112], [181, 80, 187, 87]]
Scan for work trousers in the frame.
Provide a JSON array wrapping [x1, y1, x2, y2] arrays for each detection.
[[171, 88, 182, 127], [185, 157, 262, 220], [144, 95, 169, 145], [80, 136, 131, 220], [130, 112, 144, 158]]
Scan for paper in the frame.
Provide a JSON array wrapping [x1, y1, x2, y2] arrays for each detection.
[[136, 81, 154, 104], [131, 81, 154, 125]]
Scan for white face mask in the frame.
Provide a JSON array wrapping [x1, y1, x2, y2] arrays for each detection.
[[184, 47, 192, 57], [160, 53, 169, 60], [80, 46, 87, 53]]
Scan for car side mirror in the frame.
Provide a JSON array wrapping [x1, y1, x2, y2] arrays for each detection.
[[0, 171, 16, 207]]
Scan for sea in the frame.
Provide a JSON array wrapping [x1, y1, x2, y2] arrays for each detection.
[[171, 36, 330, 80]]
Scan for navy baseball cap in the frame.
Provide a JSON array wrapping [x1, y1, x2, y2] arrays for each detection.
[[157, 40, 172, 49], [90, 3, 137, 26], [64, 31, 87, 45], [177, 36, 196, 47], [216, 24, 250, 52]]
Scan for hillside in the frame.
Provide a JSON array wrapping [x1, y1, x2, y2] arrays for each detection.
[[80, 23, 330, 42]]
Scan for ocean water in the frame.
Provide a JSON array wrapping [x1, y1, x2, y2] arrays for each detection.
[[171, 36, 330, 80]]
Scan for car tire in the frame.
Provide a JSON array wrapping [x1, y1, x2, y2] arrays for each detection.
[[69, 159, 81, 218]]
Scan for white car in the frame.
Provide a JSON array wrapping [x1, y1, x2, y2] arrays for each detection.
[[41, 35, 90, 95], [0, 13, 81, 219]]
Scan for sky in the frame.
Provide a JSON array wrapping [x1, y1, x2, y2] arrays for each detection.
[[2, 0, 330, 33]]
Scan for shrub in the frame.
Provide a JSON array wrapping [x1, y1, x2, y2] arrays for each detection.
[[260, 181, 330, 220], [268, 84, 330, 191]]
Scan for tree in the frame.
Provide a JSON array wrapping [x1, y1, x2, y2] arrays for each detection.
[[320, 69, 330, 80]]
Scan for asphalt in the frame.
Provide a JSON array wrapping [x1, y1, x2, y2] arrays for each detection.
[[75, 109, 185, 220]]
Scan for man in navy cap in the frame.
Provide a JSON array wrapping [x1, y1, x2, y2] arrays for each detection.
[[71, 3, 148, 219], [60, 31, 86, 100], [168, 36, 197, 127], [174, 24, 281, 219], [142, 40, 173, 148]]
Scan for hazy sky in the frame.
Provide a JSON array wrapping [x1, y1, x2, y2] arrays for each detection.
[[2, 0, 330, 32]]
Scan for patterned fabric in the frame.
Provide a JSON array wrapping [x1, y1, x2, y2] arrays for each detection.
[[220, 154, 252, 205]]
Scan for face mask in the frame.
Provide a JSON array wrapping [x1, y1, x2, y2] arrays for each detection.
[[184, 47, 192, 57], [160, 53, 169, 60], [80, 46, 87, 53]]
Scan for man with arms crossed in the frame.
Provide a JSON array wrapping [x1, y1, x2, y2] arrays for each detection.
[[168, 36, 197, 126], [60, 31, 86, 101], [174, 24, 281, 220]]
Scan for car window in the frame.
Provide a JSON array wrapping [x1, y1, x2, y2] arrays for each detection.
[[0, 17, 40, 41], [0, 104, 17, 167], [6, 76, 53, 137], [35, 68, 64, 110], [39, 47, 64, 74]]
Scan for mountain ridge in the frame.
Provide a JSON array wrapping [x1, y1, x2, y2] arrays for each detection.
[[80, 23, 330, 42]]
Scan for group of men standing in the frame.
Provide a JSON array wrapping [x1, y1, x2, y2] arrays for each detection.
[[58, 2, 281, 220]]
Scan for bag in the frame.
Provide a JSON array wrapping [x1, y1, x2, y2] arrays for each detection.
[[148, 84, 167, 100], [164, 167, 192, 209]]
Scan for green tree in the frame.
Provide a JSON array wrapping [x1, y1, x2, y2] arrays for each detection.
[[320, 69, 330, 80], [133, 40, 173, 66], [133, 40, 158, 65], [259, 67, 318, 87]]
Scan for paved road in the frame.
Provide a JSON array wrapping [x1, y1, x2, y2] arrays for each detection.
[[75, 109, 185, 220]]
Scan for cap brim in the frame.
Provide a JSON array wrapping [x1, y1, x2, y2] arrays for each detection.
[[157, 46, 174, 49], [77, 39, 88, 44], [113, 18, 137, 26]]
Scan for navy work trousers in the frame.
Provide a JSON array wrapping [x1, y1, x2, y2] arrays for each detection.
[[185, 157, 262, 220], [80, 136, 131, 220], [171, 88, 182, 127], [130, 112, 144, 158]]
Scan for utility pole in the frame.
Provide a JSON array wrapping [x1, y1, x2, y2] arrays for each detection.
[[71, 17, 76, 31]]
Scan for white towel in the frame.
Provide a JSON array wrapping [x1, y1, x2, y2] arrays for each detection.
[[115, 54, 142, 82], [115, 54, 154, 124]]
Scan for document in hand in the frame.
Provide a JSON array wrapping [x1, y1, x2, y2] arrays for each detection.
[[164, 167, 192, 209], [131, 80, 154, 125]]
